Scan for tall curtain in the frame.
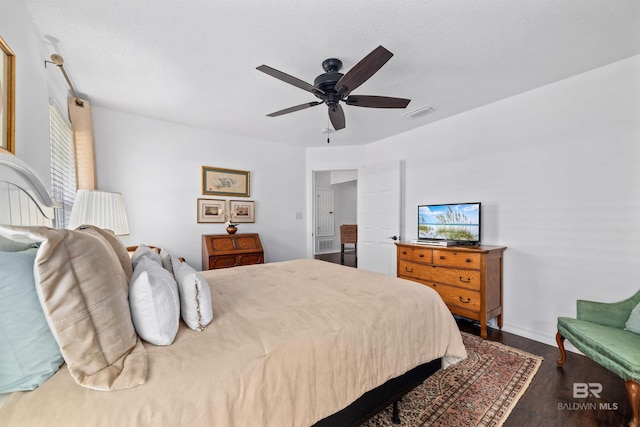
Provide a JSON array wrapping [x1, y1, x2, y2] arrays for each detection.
[[67, 97, 96, 190]]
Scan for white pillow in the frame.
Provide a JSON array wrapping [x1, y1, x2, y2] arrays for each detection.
[[129, 257, 180, 345], [159, 248, 174, 274], [172, 256, 213, 331], [131, 244, 161, 271]]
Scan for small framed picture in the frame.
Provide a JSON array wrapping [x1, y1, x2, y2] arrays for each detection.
[[229, 200, 255, 223], [202, 166, 250, 197], [0, 36, 16, 154], [197, 198, 225, 223]]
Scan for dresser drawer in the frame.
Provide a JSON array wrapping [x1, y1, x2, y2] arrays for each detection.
[[398, 260, 481, 290], [210, 255, 241, 269], [209, 253, 264, 269], [237, 253, 264, 266], [427, 283, 481, 312], [432, 250, 481, 269], [397, 246, 432, 263]]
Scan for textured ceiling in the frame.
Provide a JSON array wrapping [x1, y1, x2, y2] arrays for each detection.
[[21, 0, 640, 147]]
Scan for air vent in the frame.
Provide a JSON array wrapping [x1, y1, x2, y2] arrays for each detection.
[[318, 239, 335, 252], [403, 104, 436, 119]]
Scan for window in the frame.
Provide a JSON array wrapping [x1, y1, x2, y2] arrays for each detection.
[[49, 101, 76, 229]]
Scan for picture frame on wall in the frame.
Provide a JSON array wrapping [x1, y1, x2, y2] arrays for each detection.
[[229, 200, 255, 223], [197, 198, 225, 223], [202, 166, 250, 197], [0, 36, 15, 154]]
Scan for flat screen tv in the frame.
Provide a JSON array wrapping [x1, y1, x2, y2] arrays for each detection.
[[417, 202, 481, 244]]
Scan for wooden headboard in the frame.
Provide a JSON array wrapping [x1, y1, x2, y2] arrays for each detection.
[[0, 152, 57, 227]]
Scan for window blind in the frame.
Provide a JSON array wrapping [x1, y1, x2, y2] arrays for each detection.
[[49, 102, 76, 229]]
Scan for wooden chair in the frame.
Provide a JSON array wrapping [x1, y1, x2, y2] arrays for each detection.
[[340, 224, 357, 267]]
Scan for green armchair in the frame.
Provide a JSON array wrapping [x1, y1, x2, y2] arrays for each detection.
[[556, 290, 640, 427]]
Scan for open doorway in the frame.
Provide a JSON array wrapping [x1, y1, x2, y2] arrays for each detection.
[[312, 170, 357, 260]]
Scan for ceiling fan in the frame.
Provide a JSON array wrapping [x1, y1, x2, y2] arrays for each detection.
[[256, 45, 410, 131]]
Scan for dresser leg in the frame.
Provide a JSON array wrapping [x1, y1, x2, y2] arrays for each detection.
[[497, 314, 503, 329], [480, 324, 488, 339]]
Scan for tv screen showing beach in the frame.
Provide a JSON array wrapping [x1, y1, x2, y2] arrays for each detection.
[[418, 203, 480, 242]]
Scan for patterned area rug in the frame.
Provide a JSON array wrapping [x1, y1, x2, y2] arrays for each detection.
[[362, 332, 543, 427]]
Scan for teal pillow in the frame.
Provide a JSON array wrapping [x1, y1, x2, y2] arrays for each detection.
[[0, 235, 37, 252], [626, 302, 640, 334], [0, 248, 64, 392]]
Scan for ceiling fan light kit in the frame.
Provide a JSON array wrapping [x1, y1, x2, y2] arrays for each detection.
[[257, 45, 411, 132]]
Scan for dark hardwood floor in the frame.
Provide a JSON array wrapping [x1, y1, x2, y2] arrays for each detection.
[[314, 252, 633, 427], [314, 251, 357, 268]]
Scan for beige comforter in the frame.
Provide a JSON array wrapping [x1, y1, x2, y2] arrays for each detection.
[[0, 259, 466, 427]]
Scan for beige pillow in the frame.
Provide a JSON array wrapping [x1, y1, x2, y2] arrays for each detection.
[[75, 225, 133, 280], [0, 225, 147, 391]]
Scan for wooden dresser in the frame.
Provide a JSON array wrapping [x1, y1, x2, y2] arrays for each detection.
[[202, 233, 264, 270], [396, 243, 506, 338]]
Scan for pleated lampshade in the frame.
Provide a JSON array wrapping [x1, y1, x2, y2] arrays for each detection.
[[68, 190, 130, 235]]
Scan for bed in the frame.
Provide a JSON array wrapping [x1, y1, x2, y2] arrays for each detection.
[[0, 152, 467, 426]]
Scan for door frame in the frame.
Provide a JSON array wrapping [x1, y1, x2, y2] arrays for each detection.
[[310, 169, 359, 256]]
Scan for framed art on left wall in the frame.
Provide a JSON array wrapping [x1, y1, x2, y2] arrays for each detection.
[[0, 36, 15, 154]]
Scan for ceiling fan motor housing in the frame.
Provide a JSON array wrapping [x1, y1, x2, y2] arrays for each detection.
[[314, 59, 344, 107]]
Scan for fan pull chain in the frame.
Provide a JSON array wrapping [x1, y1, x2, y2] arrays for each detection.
[[327, 117, 330, 144]]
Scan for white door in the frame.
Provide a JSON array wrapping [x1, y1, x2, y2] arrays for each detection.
[[316, 188, 335, 237], [357, 160, 402, 275]]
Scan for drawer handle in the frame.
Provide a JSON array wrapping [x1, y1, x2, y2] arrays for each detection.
[[419, 253, 424, 258], [466, 258, 471, 263], [459, 276, 471, 283], [402, 251, 407, 255], [439, 255, 445, 260], [459, 297, 471, 304], [405, 267, 414, 273]]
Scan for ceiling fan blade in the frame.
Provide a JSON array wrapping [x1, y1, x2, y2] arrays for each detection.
[[266, 101, 322, 117], [257, 65, 322, 95], [328, 104, 346, 130], [334, 46, 394, 97], [345, 95, 410, 109]]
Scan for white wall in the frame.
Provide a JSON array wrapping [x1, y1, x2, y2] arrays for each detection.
[[310, 55, 640, 347], [334, 179, 357, 231], [92, 106, 308, 268], [1, 0, 67, 186]]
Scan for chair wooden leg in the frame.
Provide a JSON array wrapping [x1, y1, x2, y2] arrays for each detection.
[[354, 243, 357, 268], [627, 379, 640, 427], [340, 244, 345, 265], [555, 331, 567, 367]]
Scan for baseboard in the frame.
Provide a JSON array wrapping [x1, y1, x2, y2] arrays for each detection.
[[314, 250, 340, 255], [500, 322, 583, 355]]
